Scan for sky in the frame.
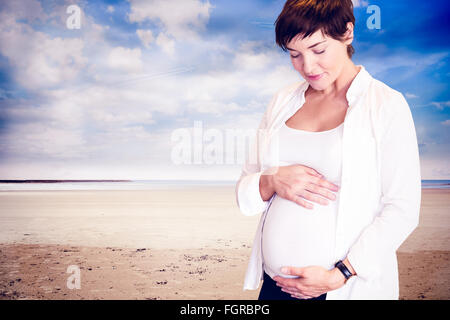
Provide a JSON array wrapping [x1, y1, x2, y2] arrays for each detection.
[[0, 0, 449, 180]]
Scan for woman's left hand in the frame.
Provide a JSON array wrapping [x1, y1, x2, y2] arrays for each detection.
[[273, 265, 346, 299]]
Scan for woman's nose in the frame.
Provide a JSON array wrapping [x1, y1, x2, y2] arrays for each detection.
[[302, 56, 315, 74]]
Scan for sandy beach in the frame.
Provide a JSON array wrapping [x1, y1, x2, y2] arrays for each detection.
[[0, 187, 449, 300]]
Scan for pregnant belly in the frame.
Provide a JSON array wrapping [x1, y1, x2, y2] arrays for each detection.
[[261, 194, 338, 278]]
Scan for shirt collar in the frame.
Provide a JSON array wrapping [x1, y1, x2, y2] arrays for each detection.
[[345, 65, 372, 106]]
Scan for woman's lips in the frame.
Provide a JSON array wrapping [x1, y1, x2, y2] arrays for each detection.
[[306, 73, 323, 81]]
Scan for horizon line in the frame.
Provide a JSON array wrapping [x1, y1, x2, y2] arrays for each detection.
[[0, 179, 449, 183]]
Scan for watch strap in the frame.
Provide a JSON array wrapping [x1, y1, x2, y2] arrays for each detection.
[[335, 260, 353, 280]]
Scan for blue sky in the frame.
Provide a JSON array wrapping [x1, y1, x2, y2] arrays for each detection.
[[0, 0, 449, 180]]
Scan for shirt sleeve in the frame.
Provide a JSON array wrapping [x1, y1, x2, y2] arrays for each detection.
[[346, 91, 422, 280], [235, 93, 278, 217]]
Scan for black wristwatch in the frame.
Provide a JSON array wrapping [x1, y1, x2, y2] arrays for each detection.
[[334, 260, 353, 281]]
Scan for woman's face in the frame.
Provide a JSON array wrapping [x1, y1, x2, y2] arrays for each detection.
[[286, 25, 353, 91]]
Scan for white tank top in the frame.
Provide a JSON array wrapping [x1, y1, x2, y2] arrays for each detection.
[[262, 120, 344, 279]]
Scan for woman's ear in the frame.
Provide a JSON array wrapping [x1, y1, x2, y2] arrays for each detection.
[[343, 22, 354, 45]]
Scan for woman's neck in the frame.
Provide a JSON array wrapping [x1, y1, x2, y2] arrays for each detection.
[[307, 62, 361, 100]]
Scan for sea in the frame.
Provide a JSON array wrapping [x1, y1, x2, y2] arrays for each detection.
[[0, 179, 448, 191], [420, 180, 450, 189], [0, 180, 236, 191]]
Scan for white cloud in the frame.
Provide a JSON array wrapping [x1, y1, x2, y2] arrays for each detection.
[[136, 29, 154, 48], [352, 0, 369, 8], [232, 41, 274, 71], [89, 108, 154, 127], [405, 93, 419, 99], [107, 5, 115, 13], [362, 49, 449, 84], [0, 12, 87, 89], [1, 122, 87, 160], [128, 0, 213, 41], [0, 1, 111, 91], [107, 47, 143, 73], [441, 120, 450, 126], [0, 0, 46, 22], [430, 101, 450, 110], [155, 32, 176, 56]]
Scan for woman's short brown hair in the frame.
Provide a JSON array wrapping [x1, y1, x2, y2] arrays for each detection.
[[275, 0, 356, 58]]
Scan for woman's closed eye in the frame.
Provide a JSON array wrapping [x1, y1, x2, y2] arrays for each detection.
[[290, 50, 325, 59]]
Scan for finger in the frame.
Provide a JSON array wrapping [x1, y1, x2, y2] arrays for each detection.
[[302, 290, 324, 298], [280, 266, 305, 277], [305, 167, 323, 178], [281, 284, 323, 298], [274, 276, 302, 288], [281, 288, 296, 295], [291, 293, 312, 300], [287, 193, 314, 209], [280, 286, 303, 297], [312, 176, 340, 192], [276, 281, 307, 295], [298, 189, 330, 205], [280, 285, 299, 294], [304, 181, 338, 201], [282, 287, 301, 296]]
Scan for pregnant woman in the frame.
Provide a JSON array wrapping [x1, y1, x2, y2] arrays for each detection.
[[235, 0, 421, 300]]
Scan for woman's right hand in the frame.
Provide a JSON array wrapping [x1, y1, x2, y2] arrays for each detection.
[[261, 164, 340, 209]]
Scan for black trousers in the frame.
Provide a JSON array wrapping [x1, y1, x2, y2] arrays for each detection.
[[258, 271, 327, 300]]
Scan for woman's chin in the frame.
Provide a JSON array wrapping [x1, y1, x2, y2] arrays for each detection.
[[308, 81, 329, 91]]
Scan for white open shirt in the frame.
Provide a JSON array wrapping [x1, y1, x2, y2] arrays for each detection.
[[235, 65, 422, 300]]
